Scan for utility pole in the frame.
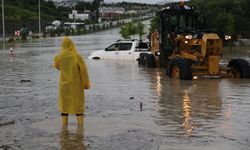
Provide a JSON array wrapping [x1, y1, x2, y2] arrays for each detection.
[[39, 0, 41, 39], [74, 0, 76, 29], [2, 0, 5, 49]]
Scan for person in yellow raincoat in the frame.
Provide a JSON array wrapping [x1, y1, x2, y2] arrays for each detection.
[[54, 37, 90, 127]]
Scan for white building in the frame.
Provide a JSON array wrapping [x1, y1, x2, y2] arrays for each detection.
[[45, 0, 93, 7], [69, 10, 89, 21], [127, 10, 137, 14], [99, 7, 126, 14]]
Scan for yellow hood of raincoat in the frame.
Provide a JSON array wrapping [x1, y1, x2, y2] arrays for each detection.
[[54, 37, 90, 114]]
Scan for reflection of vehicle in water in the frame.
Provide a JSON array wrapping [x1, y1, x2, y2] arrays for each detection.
[[151, 71, 222, 136], [139, 2, 250, 80], [88, 39, 150, 60]]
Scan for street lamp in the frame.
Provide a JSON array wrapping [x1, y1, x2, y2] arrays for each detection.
[[2, 0, 5, 48]]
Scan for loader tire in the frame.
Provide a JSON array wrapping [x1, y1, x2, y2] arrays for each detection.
[[167, 58, 192, 80], [138, 53, 148, 66], [145, 54, 156, 68], [227, 58, 250, 78]]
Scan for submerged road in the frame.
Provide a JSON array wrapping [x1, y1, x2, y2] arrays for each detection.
[[0, 26, 250, 149]]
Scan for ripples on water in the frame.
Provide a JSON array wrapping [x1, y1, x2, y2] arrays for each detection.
[[0, 27, 250, 149]]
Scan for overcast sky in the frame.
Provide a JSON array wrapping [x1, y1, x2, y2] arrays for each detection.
[[104, 0, 182, 4]]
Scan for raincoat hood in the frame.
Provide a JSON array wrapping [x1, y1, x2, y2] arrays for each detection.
[[61, 37, 75, 52], [60, 37, 78, 61]]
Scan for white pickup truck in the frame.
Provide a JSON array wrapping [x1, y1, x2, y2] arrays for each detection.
[[88, 39, 151, 60]]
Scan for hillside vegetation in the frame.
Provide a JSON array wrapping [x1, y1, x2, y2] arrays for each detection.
[[1, 0, 70, 22], [189, 0, 250, 38]]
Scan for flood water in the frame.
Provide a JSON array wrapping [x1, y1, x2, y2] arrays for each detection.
[[1, 26, 250, 150]]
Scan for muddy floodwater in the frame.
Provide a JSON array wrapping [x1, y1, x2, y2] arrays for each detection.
[[1, 27, 250, 150]]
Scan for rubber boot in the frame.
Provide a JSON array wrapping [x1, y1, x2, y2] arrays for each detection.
[[76, 125, 84, 138], [77, 116, 84, 126], [62, 116, 68, 127]]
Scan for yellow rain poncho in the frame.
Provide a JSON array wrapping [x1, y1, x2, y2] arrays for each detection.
[[54, 37, 90, 114]]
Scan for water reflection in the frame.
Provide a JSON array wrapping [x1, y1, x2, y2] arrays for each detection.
[[154, 71, 162, 97], [182, 89, 194, 135], [60, 126, 86, 150], [219, 79, 250, 139], [8, 55, 14, 63], [0, 23, 249, 149], [152, 71, 223, 137]]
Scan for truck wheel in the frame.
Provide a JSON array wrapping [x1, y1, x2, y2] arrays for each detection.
[[167, 58, 192, 80], [138, 53, 148, 66], [227, 58, 250, 78], [145, 54, 156, 68]]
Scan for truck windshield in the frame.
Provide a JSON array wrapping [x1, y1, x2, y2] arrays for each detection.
[[168, 13, 197, 33]]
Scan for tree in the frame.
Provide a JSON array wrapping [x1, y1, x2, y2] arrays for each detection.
[[149, 16, 159, 37], [92, 0, 103, 21], [119, 22, 137, 39], [120, 22, 145, 39], [189, 0, 250, 38], [76, 2, 93, 12], [120, 25, 130, 39], [136, 22, 145, 39]]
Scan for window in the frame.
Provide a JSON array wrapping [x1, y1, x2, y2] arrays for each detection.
[[105, 43, 119, 51], [118, 43, 132, 51], [135, 42, 149, 52], [138, 42, 149, 49]]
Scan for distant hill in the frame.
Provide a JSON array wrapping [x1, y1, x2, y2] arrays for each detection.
[[0, 0, 71, 35], [156, 0, 188, 5], [1, 0, 70, 22], [4, 5, 54, 22]]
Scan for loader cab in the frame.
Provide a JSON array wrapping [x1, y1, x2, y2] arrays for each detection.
[[159, 3, 198, 53]]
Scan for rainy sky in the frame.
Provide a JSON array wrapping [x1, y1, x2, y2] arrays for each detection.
[[104, 0, 183, 4]]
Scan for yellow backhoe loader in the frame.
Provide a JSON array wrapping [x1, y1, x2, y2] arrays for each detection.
[[138, 2, 250, 80]]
